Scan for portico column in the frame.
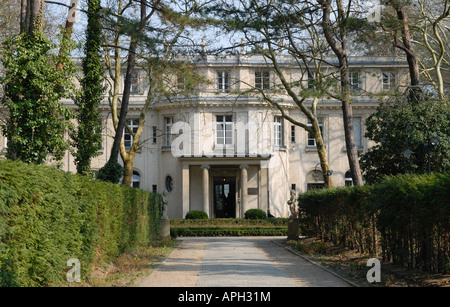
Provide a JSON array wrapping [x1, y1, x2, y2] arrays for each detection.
[[201, 165, 210, 217], [182, 163, 190, 218], [240, 164, 248, 216]]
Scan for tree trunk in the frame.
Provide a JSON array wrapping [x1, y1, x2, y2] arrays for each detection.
[[388, 0, 422, 102], [320, 0, 364, 186], [20, 0, 44, 35]]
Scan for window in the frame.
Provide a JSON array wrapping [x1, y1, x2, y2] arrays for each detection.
[[307, 119, 324, 147], [345, 171, 353, 187], [130, 72, 145, 95], [255, 70, 270, 90], [165, 175, 173, 192], [216, 115, 233, 146], [217, 71, 231, 93], [382, 72, 396, 91], [349, 72, 361, 94], [152, 185, 157, 194], [308, 71, 317, 90], [353, 117, 362, 148], [132, 171, 141, 188], [273, 116, 284, 147], [291, 125, 296, 143], [124, 119, 139, 151], [152, 126, 157, 144], [164, 117, 173, 147]]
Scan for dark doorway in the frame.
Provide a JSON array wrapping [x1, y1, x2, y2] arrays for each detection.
[[213, 176, 236, 218]]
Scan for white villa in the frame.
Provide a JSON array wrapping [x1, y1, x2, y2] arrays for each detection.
[[0, 54, 409, 219]]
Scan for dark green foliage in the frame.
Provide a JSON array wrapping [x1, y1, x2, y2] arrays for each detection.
[[361, 98, 450, 184], [244, 209, 267, 219], [72, 0, 104, 175], [185, 210, 208, 219], [0, 32, 76, 164], [0, 160, 160, 287], [171, 227, 287, 237], [96, 159, 125, 184], [298, 172, 450, 273]]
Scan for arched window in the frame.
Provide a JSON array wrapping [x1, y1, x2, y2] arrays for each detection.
[[132, 171, 141, 188], [306, 170, 325, 191], [345, 171, 353, 187]]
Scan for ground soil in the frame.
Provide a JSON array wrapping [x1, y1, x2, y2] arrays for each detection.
[[284, 237, 450, 287]]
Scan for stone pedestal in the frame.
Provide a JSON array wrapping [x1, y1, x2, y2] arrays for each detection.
[[159, 218, 171, 239], [287, 218, 299, 241]]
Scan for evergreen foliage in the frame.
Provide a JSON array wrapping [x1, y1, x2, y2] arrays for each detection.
[[0, 160, 160, 287], [72, 0, 104, 175], [0, 32, 75, 164]]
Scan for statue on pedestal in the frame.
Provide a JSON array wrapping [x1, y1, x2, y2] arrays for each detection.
[[162, 191, 168, 219], [287, 190, 297, 218]]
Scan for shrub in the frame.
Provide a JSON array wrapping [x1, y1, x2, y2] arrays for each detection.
[[185, 210, 208, 219], [298, 172, 450, 273], [0, 160, 160, 286], [244, 209, 267, 219]]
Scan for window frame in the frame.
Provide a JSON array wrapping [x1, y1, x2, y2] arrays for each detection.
[[382, 71, 396, 91], [215, 114, 233, 148], [349, 71, 361, 94], [163, 116, 173, 148], [273, 116, 284, 147], [124, 118, 140, 151], [307, 118, 324, 147], [255, 70, 270, 90], [216, 70, 231, 93]]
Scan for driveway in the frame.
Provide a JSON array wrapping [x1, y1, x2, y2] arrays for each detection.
[[138, 237, 356, 287]]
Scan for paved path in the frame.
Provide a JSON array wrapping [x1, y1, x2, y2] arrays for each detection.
[[139, 237, 353, 287]]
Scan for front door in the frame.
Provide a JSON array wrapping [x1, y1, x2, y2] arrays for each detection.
[[213, 176, 236, 218]]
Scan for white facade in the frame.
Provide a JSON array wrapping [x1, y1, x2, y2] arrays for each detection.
[[0, 55, 409, 218]]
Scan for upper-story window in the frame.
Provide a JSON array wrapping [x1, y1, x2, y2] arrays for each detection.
[[130, 72, 145, 95], [124, 118, 139, 151], [164, 117, 173, 147], [273, 116, 284, 147], [216, 115, 233, 146], [308, 71, 317, 90], [349, 72, 361, 94], [353, 117, 362, 149], [216, 71, 231, 93], [382, 71, 396, 91], [255, 70, 270, 90], [307, 118, 324, 147]]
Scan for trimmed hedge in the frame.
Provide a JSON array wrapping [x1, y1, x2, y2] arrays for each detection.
[[171, 227, 287, 237], [298, 172, 450, 273], [244, 209, 267, 219], [185, 210, 208, 219], [171, 218, 288, 227], [0, 160, 160, 287], [170, 218, 288, 237]]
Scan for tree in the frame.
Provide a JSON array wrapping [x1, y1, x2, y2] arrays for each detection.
[[361, 95, 449, 184], [317, 0, 365, 186], [72, 0, 104, 175], [0, 32, 76, 164], [99, 0, 209, 185], [208, 0, 336, 187]]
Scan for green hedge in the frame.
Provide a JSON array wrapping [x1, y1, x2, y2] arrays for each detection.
[[0, 160, 160, 287], [298, 172, 450, 273], [170, 217, 288, 227], [171, 227, 287, 237]]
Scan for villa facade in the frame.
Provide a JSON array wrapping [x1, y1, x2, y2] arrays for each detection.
[[0, 54, 409, 218]]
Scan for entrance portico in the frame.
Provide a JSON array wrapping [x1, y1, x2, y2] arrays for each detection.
[[179, 157, 270, 219]]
